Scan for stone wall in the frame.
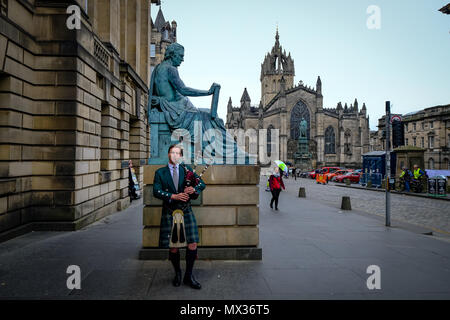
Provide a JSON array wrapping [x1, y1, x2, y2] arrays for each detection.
[[140, 165, 262, 260], [0, 0, 157, 241]]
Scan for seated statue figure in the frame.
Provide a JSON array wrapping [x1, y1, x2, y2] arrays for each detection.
[[148, 43, 254, 164]]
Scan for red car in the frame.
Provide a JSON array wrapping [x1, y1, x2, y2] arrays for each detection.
[[326, 169, 353, 181], [334, 172, 361, 183], [308, 169, 321, 179], [309, 167, 341, 179]]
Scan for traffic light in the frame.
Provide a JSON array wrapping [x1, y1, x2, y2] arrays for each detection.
[[392, 120, 404, 148]]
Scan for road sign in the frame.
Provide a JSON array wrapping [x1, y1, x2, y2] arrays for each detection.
[[390, 115, 402, 123]]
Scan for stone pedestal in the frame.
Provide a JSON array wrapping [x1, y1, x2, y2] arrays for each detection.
[[139, 165, 262, 260]]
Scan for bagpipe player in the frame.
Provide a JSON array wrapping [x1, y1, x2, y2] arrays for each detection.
[[152, 144, 206, 289]]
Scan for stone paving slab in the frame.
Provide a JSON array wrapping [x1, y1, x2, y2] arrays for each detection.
[[333, 182, 450, 201], [290, 177, 450, 237], [0, 178, 449, 299]]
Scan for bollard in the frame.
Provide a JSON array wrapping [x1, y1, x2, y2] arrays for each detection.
[[298, 187, 306, 198], [341, 196, 352, 210]]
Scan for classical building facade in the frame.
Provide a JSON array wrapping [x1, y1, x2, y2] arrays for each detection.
[[0, 0, 159, 241], [370, 105, 450, 170], [226, 31, 370, 168], [402, 105, 450, 169]]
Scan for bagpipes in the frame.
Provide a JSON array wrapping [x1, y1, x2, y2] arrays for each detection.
[[179, 162, 210, 200], [169, 162, 210, 248]]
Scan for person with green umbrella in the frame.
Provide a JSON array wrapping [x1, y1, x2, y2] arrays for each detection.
[[269, 166, 286, 211]]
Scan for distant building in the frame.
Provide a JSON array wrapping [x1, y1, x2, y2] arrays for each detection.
[[371, 114, 402, 151], [371, 104, 450, 169], [226, 30, 370, 168], [402, 105, 450, 169], [369, 130, 382, 152], [150, 7, 177, 75]]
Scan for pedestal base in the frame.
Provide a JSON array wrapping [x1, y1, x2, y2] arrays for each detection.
[[139, 247, 262, 260], [141, 165, 262, 260]]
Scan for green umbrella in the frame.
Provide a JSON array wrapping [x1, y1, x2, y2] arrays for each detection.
[[274, 160, 288, 173]]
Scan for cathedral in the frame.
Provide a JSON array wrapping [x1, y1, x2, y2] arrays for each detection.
[[226, 30, 371, 169]]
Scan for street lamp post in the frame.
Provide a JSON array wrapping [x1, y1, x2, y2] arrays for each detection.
[[385, 101, 391, 227]]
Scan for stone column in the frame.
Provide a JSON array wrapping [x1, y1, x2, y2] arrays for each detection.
[[139, 0, 151, 87], [97, 0, 120, 53], [279, 95, 287, 162], [339, 123, 345, 164], [119, 0, 128, 61], [88, 0, 99, 33], [126, 0, 141, 73], [315, 112, 324, 163]]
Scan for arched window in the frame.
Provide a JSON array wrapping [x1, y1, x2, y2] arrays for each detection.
[[325, 126, 336, 154], [428, 158, 435, 169], [267, 125, 274, 157], [290, 101, 310, 140], [344, 129, 352, 155]]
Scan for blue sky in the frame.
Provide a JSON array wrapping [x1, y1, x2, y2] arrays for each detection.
[[152, 0, 449, 130]]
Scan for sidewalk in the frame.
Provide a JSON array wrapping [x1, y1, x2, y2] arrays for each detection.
[[0, 178, 449, 299]]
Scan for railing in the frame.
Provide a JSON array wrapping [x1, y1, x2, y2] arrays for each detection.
[[94, 39, 110, 68]]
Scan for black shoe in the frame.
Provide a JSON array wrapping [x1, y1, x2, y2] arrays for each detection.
[[183, 274, 202, 289], [270, 204, 273, 209], [172, 270, 182, 287], [275, 207, 278, 211]]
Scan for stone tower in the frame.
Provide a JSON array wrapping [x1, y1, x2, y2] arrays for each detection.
[[260, 28, 295, 107]]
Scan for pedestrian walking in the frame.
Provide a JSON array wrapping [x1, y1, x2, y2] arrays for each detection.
[[269, 167, 286, 211]]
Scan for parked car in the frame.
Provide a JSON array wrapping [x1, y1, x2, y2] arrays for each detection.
[[308, 169, 321, 179], [321, 167, 341, 174], [334, 172, 362, 184], [309, 167, 341, 179], [299, 171, 309, 178], [326, 169, 353, 181]]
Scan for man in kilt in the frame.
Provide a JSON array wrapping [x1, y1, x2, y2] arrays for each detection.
[[153, 144, 206, 289]]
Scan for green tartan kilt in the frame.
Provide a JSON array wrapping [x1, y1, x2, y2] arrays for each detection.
[[159, 208, 199, 248]]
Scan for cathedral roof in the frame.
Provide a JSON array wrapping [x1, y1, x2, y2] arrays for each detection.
[[439, 3, 450, 14], [262, 81, 320, 113], [240, 88, 251, 103], [260, 29, 295, 80], [155, 7, 166, 32]]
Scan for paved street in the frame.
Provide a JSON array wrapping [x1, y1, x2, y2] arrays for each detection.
[[0, 177, 449, 299], [288, 177, 450, 238]]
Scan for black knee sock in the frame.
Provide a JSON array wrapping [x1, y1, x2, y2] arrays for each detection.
[[169, 250, 181, 273], [185, 248, 197, 278]]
